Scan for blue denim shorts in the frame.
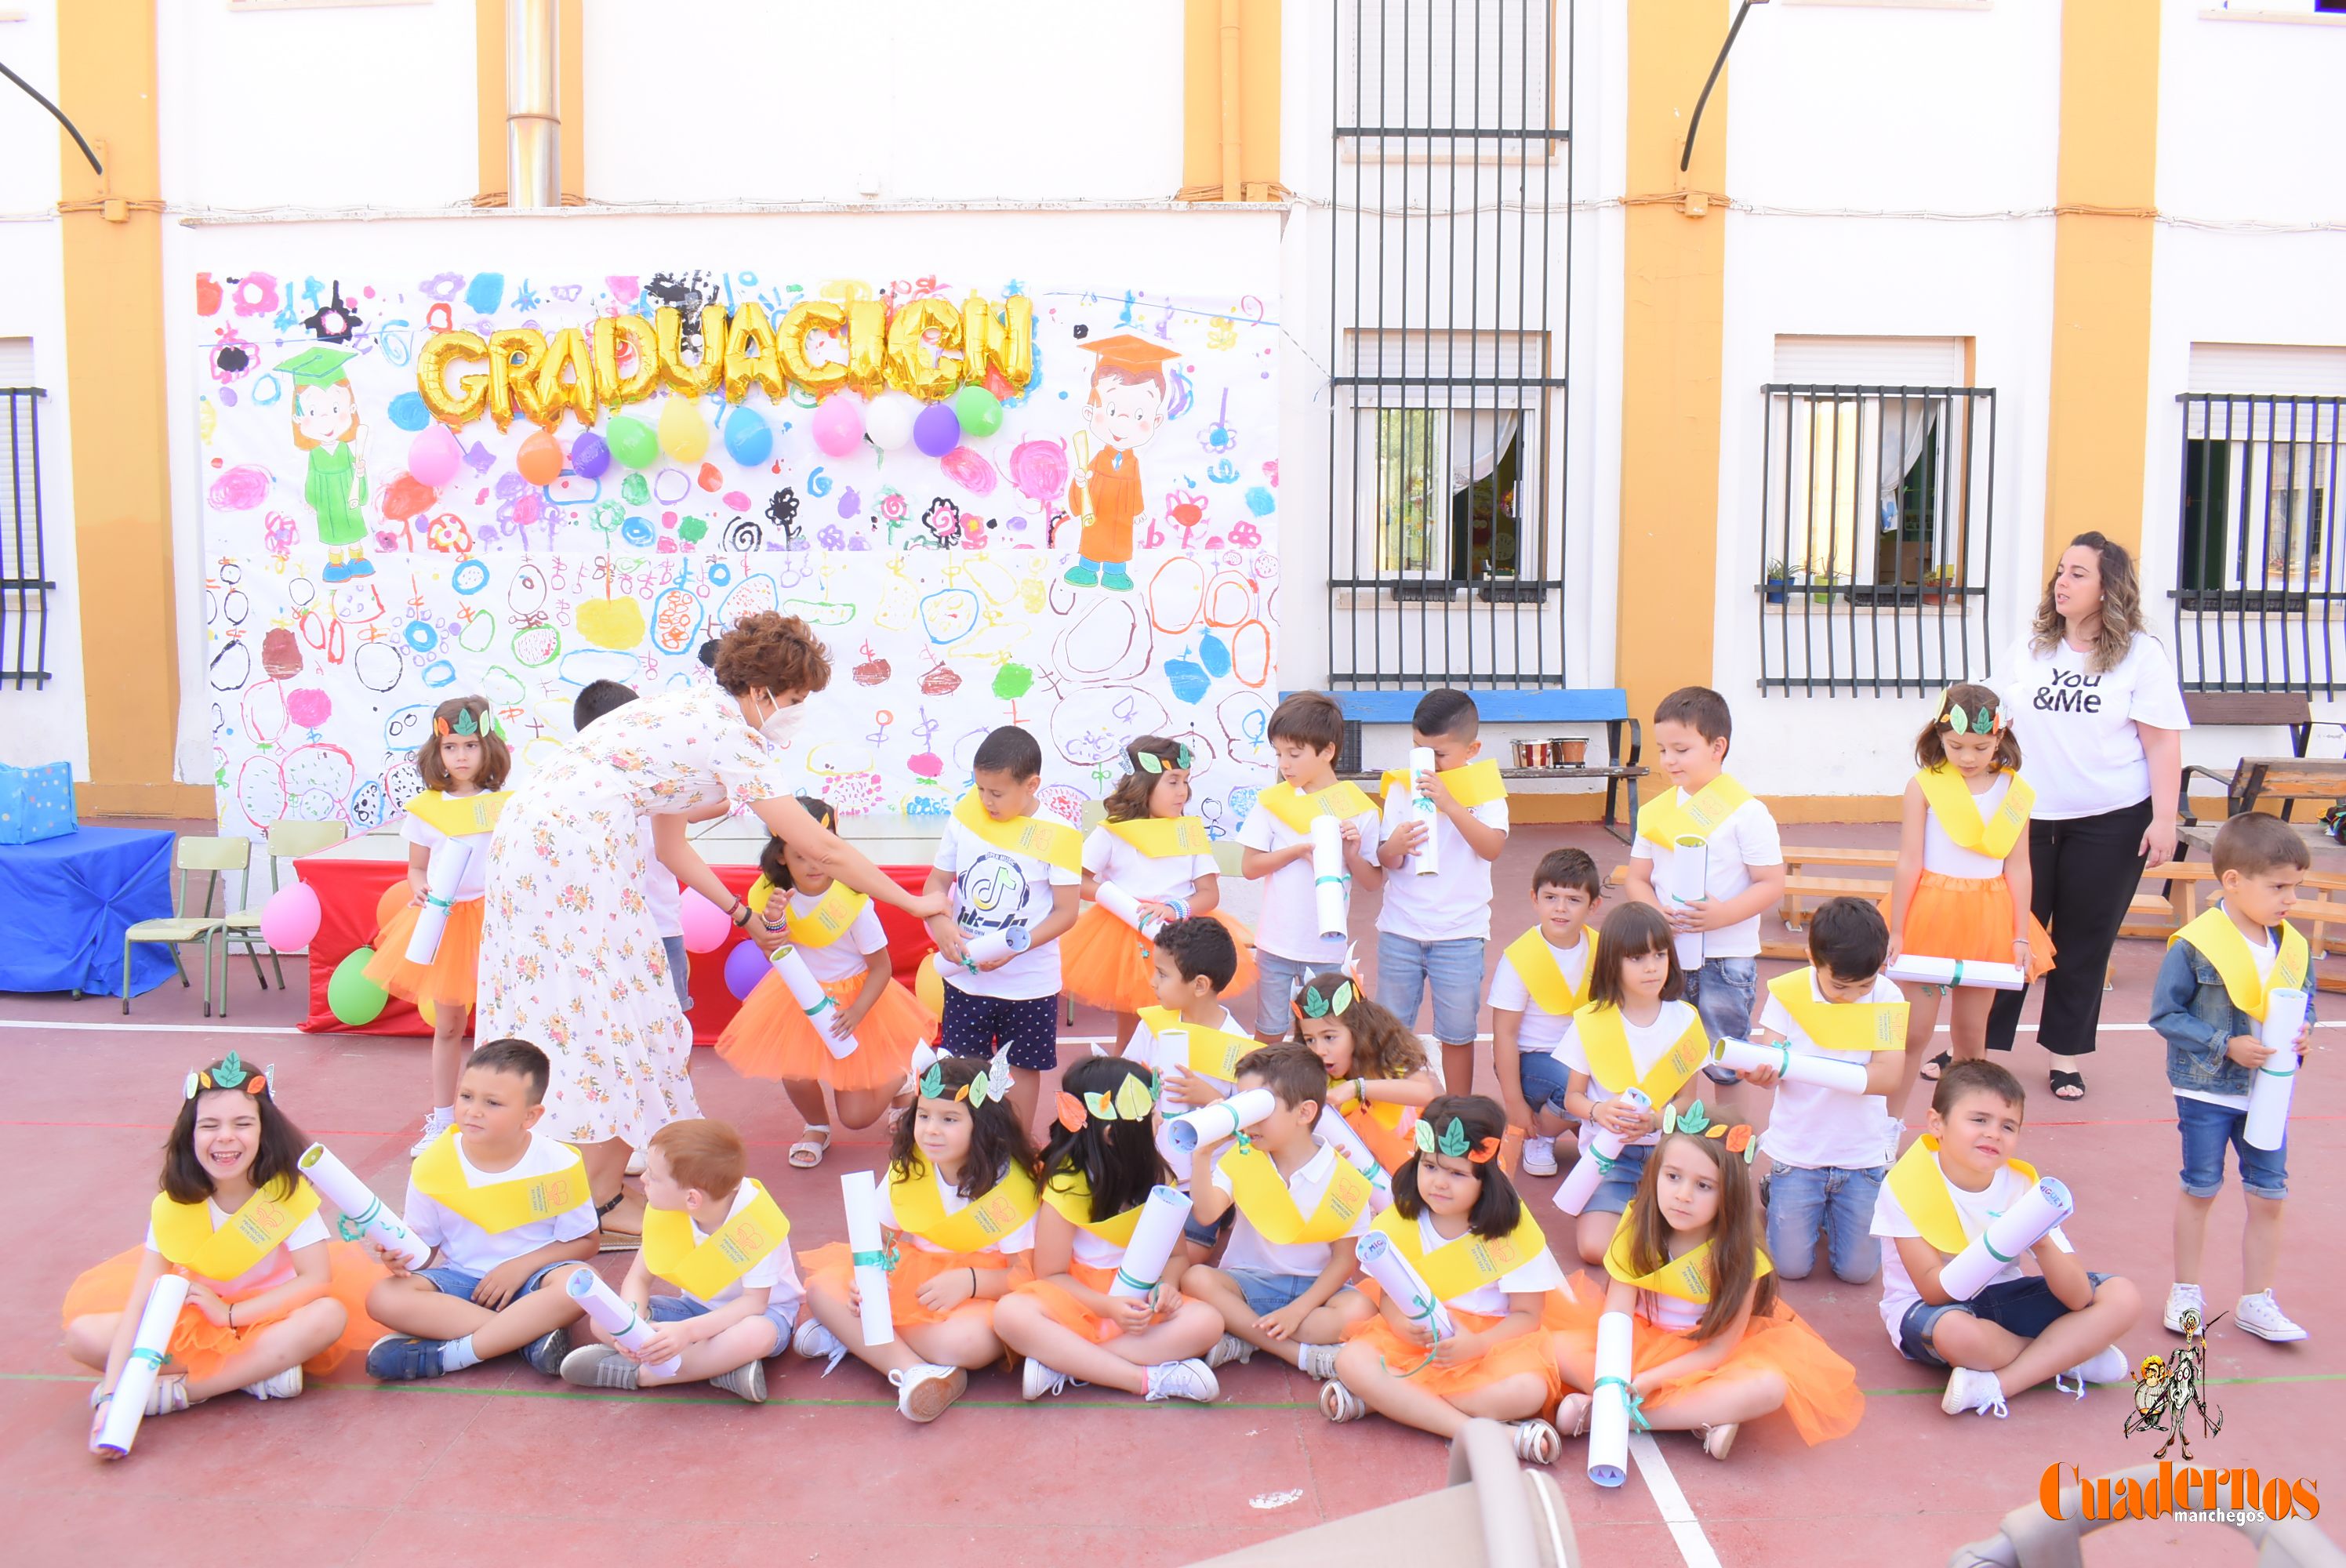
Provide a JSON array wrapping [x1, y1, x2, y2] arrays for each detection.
[[662, 934, 693, 1012], [1229, 1268, 1323, 1316], [1517, 1048, 1573, 1117], [1581, 1139, 1651, 1216], [1253, 948, 1314, 1036], [1183, 1206, 1236, 1250], [1375, 931, 1487, 1046], [2177, 1094, 2287, 1200], [1685, 956, 1757, 1084], [415, 1260, 574, 1302], [1762, 1163, 1886, 1284], [648, 1293, 796, 1357], [1898, 1272, 2114, 1366]]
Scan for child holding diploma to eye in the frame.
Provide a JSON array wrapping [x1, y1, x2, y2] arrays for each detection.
[[363, 1040, 600, 1382], [1291, 971, 1439, 1174], [2151, 812, 2316, 1345], [1320, 1094, 1571, 1465], [797, 1054, 1041, 1422], [1182, 1045, 1377, 1378], [1869, 1061, 2140, 1417], [994, 1056, 1225, 1403], [1553, 1118, 1863, 1461], [558, 1119, 798, 1402], [1062, 736, 1257, 1051], [1491, 848, 1605, 1179], [64, 1054, 384, 1446], [1120, 918, 1257, 1267], [718, 802, 939, 1167]]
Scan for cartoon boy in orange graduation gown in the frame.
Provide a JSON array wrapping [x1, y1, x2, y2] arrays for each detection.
[[1064, 334, 1175, 592]]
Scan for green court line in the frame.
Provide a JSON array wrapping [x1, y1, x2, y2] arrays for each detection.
[[1862, 1371, 2346, 1397]]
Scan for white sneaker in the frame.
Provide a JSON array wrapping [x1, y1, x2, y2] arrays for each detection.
[[1143, 1358, 1220, 1403], [2068, 1345, 2130, 1385], [407, 1106, 453, 1158], [792, 1318, 848, 1372], [1519, 1136, 1558, 1178], [1296, 1341, 1339, 1380], [1022, 1357, 1073, 1401], [2235, 1290, 2308, 1344], [1205, 1333, 1254, 1370], [242, 1366, 303, 1401], [888, 1361, 967, 1423], [2163, 1281, 2208, 1335], [1941, 1365, 2008, 1418]]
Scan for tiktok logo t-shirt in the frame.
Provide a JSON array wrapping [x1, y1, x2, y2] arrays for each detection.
[[931, 815, 1081, 1000], [1993, 633, 2191, 820]]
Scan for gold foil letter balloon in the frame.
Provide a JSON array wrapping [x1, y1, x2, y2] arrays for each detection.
[[961, 294, 1034, 393], [885, 297, 964, 400], [776, 300, 848, 396], [723, 302, 789, 404], [591, 314, 660, 409], [533, 326, 599, 427], [656, 304, 728, 397], [846, 299, 888, 397], [486, 328, 549, 432], [416, 331, 490, 426]]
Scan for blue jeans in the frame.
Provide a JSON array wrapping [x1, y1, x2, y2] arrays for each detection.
[[1582, 1140, 1651, 1215], [1685, 956, 1758, 1083], [1375, 931, 1486, 1046], [2177, 1094, 2287, 1200], [1763, 1163, 1886, 1283], [415, 1261, 574, 1301], [1517, 1048, 1573, 1118], [648, 1293, 795, 1357], [1226, 1269, 1349, 1317], [662, 935, 693, 1012], [1898, 1272, 2115, 1366], [1253, 948, 1315, 1036]]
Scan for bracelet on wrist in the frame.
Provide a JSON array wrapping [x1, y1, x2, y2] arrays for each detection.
[[730, 902, 752, 927]]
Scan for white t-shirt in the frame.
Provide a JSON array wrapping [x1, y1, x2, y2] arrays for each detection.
[[1870, 1156, 2073, 1345], [639, 820, 683, 939], [874, 1161, 1039, 1256], [401, 1131, 601, 1276], [1486, 931, 1592, 1053], [1921, 772, 2015, 880], [668, 1182, 806, 1320], [144, 1197, 332, 1295], [784, 888, 890, 985], [1405, 1211, 1567, 1316], [402, 811, 493, 902], [1211, 1141, 1371, 1279], [1635, 1274, 1710, 1332], [1082, 826, 1216, 906], [1554, 999, 1702, 1148], [1376, 785, 1510, 942], [2174, 924, 2273, 1113], [1125, 1005, 1251, 1182], [933, 815, 1080, 1000], [1756, 974, 1902, 1171], [1994, 633, 2190, 821], [1237, 798, 1383, 966], [1629, 791, 1783, 960]]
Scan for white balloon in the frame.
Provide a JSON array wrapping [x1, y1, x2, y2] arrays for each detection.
[[865, 390, 920, 451]]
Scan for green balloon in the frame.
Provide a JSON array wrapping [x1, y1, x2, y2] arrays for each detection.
[[329, 947, 389, 1027], [951, 384, 1004, 438], [606, 415, 659, 470]]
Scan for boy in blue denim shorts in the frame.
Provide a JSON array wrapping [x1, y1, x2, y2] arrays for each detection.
[[1489, 848, 1603, 1178], [2151, 811, 2315, 1345], [1374, 689, 1509, 1096]]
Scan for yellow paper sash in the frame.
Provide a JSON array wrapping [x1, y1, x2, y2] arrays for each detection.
[[1040, 1171, 1146, 1248], [1765, 969, 1909, 1054], [148, 1179, 321, 1282], [405, 789, 512, 839], [1103, 815, 1214, 858], [2170, 908, 2310, 1023], [1635, 775, 1753, 849], [1884, 1136, 2042, 1258], [1501, 927, 1598, 1017], [1375, 757, 1508, 809], [1574, 1003, 1709, 1107], [889, 1158, 1041, 1254], [1603, 1205, 1773, 1303], [746, 873, 777, 917], [1916, 767, 2033, 860], [1138, 1005, 1255, 1083], [1221, 1142, 1375, 1246], [1373, 1201, 1550, 1303], [1257, 779, 1379, 836], [641, 1179, 790, 1298], [953, 790, 1082, 873], [411, 1132, 590, 1235], [783, 882, 870, 949]]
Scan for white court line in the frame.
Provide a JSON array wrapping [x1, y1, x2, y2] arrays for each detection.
[[1627, 1432, 1724, 1568]]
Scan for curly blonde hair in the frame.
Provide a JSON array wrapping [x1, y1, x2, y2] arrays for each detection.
[[2029, 532, 2146, 675]]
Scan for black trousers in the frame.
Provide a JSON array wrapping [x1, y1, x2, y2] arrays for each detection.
[[1985, 797, 2152, 1061]]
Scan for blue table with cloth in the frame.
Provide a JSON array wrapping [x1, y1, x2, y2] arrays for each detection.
[[0, 826, 176, 996]]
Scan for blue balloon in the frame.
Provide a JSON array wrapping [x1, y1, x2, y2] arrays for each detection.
[[723, 939, 771, 1002], [387, 392, 430, 432], [724, 407, 774, 466]]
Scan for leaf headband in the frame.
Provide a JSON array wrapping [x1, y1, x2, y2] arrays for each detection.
[[1659, 1099, 1756, 1163], [1134, 744, 1193, 775], [918, 1050, 1013, 1109], [184, 1051, 274, 1102], [1412, 1116, 1501, 1164], [434, 707, 503, 740], [1939, 701, 2006, 736], [1294, 978, 1356, 1022], [1055, 1070, 1161, 1133]]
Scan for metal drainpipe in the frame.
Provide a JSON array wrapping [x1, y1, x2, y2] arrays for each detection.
[[507, 0, 559, 208], [1219, 0, 1243, 200]]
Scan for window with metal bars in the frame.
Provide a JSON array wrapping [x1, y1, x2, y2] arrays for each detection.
[[1327, 0, 1571, 691], [2172, 393, 2341, 697], [0, 383, 52, 691], [1754, 383, 1998, 695]]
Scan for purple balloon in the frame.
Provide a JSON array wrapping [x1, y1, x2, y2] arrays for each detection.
[[913, 401, 962, 458], [723, 939, 772, 1002], [571, 430, 612, 479]]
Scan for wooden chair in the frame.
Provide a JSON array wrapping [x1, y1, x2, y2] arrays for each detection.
[[122, 837, 249, 1018], [221, 819, 350, 996]]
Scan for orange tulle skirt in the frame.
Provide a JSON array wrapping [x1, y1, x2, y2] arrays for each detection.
[[1552, 1281, 1864, 1446], [717, 973, 935, 1091], [1059, 904, 1258, 1013], [1345, 1287, 1571, 1405], [366, 897, 485, 1007], [1015, 1260, 1133, 1345], [1890, 872, 2056, 978], [63, 1243, 390, 1379], [801, 1241, 1033, 1330]]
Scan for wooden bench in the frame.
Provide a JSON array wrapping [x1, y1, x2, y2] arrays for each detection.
[[2182, 691, 2314, 760], [2181, 755, 2346, 829]]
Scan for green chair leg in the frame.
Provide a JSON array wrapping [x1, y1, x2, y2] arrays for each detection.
[[122, 935, 132, 1015]]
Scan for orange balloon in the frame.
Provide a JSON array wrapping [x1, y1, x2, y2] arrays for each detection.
[[375, 880, 412, 934], [517, 428, 565, 487]]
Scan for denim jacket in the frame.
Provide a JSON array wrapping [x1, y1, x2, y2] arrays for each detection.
[[2148, 918, 2316, 1097]]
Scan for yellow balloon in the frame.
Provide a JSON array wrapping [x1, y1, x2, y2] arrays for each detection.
[[724, 301, 788, 405], [533, 326, 599, 428], [845, 299, 888, 398], [487, 328, 548, 433], [961, 294, 1034, 393], [658, 395, 710, 463], [591, 314, 659, 410], [656, 304, 727, 397], [417, 330, 490, 426], [776, 300, 848, 397], [417, 995, 436, 1029], [913, 953, 945, 1018], [885, 297, 964, 401]]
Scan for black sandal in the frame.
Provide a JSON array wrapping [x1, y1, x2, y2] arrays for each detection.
[[2050, 1069, 2086, 1102], [1919, 1051, 1952, 1083]]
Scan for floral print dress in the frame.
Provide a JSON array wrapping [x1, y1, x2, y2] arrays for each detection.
[[477, 683, 795, 1149]]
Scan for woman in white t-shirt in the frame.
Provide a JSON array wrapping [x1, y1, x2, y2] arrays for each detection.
[[1989, 533, 2188, 1101]]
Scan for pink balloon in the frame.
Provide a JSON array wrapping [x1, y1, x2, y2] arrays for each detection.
[[811, 395, 866, 458], [679, 887, 733, 953], [257, 880, 322, 950], [408, 425, 463, 488]]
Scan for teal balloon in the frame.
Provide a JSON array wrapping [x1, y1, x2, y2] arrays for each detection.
[[723, 406, 773, 466], [606, 416, 659, 470], [950, 385, 1004, 438], [328, 948, 389, 1027]]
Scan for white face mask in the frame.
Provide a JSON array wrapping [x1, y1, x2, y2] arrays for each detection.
[[756, 691, 807, 746]]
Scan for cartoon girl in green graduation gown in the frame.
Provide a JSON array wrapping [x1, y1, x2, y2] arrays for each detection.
[[274, 347, 373, 583]]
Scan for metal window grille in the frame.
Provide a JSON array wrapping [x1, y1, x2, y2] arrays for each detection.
[[2172, 394, 2341, 697], [0, 387, 51, 691], [1755, 384, 1997, 695], [1327, 1, 1572, 689]]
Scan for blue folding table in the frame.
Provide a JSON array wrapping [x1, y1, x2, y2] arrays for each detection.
[[0, 826, 176, 996]]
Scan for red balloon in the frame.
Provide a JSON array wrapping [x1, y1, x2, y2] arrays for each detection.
[[516, 428, 565, 488]]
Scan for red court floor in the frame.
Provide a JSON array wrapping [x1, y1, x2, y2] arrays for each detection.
[[4, 822, 2339, 1566]]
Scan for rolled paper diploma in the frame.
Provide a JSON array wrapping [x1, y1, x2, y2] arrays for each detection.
[[1109, 1185, 1196, 1301], [840, 1168, 896, 1348], [402, 837, 475, 966], [2246, 987, 2308, 1152], [1552, 1088, 1652, 1218], [1166, 1086, 1278, 1152], [961, 926, 1033, 969], [1587, 1309, 1636, 1489], [1095, 880, 1164, 938], [565, 1268, 681, 1377], [299, 1142, 431, 1268], [1659, 833, 1706, 972], [1313, 1105, 1396, 1213], [1709, 1037, 1871, 1097], [1354, 1229, 1457, 1341], [770, 944, 859, 1060], [1407, 746, 1441, 877], [1883, 955, 2027, 993], [94, 1273, 191, 1457], [1309, 814, 1348, 937], [1937, 1176, 2075, 1301]]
